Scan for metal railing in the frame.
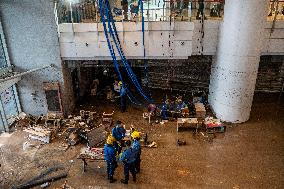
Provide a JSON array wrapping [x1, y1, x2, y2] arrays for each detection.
[[267, 0, 284, 21], [55, 0, 284, 24], [55, 0, 225, 23]]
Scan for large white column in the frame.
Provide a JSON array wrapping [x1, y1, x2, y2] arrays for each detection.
[[209, 0, 268, 123]]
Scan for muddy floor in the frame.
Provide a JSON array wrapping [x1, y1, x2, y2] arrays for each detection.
[[0, 93, 283, 189]]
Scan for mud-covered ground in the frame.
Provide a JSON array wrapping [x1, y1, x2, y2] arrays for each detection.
[[0, 93, 283, 189]]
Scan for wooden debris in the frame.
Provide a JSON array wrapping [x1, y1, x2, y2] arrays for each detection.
[[54, 180, 75, 189], [24, 126, 51, 143], [195, 103, 206, 118]]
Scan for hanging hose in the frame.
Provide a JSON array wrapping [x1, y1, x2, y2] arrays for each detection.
[[105, 2, 144, 105], [98, 0, 144, 105], [100, 0, 152, 103], [106, 12, 148, 101]]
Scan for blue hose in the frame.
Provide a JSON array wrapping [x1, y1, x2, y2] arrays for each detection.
[[99, 0, 142, 105], [104, 0, 152, 102]]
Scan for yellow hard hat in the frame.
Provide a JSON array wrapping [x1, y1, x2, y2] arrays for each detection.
[[118, 152, 122, 158], [131, 131, 140, 139], [106, 134, 116, 145]]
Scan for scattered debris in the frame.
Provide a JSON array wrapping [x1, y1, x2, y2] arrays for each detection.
[[194, 103, 206, 118], [55, 180, 75, 189], [204, 117, 226, 133], [24, 127, 51, 143], [177, 139, 186, 146], [146, 141, 157, 148], [77, 147, 104, 172], [67, 132, 80, 146], [101, 111, 114, 131], [177, 169, 190, 176], [13, 108, 108, 148], [84, 126, 107, 148], [40, 182, 50, 188], [22, 141, 42, 151]]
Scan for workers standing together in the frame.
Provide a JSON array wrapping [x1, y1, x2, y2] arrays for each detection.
[[103, 123, 142, 184]]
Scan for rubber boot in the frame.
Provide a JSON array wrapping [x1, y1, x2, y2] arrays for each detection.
[[110, 176, 117, 183], [121, 179, 128, 184]]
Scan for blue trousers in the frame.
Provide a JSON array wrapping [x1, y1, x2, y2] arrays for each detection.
[[123, 162, 136, 181], [106, 160, 116, 177], [120, 95, 127, 112], [135, 152, 141, 173], [114, 141, 122, 154]]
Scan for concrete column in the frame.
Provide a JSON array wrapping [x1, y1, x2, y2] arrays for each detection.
[[209, 0, 268, 123]]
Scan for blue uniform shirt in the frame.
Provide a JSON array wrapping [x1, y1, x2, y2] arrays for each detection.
[[104, 144, 116, 162], [132, 139, 141, 152], [112, 125, 126, 141], [120, 86, 126, 97], [119, 147, 136, 164]]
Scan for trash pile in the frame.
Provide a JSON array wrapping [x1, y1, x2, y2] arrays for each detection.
[[14, 110, 108, 147]]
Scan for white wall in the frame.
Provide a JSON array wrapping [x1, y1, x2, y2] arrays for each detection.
[[262, 21, 284, 55], [59, 20, 284, 60], [59, 22, 194, 60], [0, 0, 75, 116]]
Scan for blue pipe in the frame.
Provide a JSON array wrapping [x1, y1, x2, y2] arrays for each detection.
[[104, 0, 152, 102]]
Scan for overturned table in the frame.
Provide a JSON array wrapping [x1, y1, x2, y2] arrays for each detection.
[[177, 118, 199, 132], [77, 147, 105, 173]]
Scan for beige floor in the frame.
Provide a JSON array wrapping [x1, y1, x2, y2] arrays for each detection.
[[0, 93, 283, 188]]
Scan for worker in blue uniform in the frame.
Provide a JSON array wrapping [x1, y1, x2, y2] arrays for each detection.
[[112, 120, 126, 154], [119, 140, 137, 184], [103, 134, 117, 183], [120, 84, 127, 112], [131, 131, 141, 173], [161, 103, 168, 120]]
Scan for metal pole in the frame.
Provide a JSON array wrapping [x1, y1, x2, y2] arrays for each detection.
[[0, 65, 53, 83]]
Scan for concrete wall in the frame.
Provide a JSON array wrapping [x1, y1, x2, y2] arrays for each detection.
[[59, 22, 194, 60], [59, 20, 284, 60], [262, 22, 284, 55], [192, 21, 284, 56], [0, 0, 74, 116], [192, 20, 220, 55]]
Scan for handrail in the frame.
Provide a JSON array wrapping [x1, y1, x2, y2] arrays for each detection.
[[55, 0, 226, 23], [55, 0, 284, 23]]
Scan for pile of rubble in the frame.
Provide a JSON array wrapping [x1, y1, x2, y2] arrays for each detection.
[[14, 110, 108, 147]]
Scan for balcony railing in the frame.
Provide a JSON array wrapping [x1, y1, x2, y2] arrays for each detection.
[[55, 0, 225, 23], [55, 0, 284, 24], [267, 0, 284, 21]]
